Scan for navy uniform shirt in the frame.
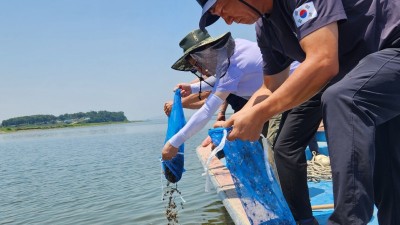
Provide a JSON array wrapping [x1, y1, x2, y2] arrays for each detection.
[[256, 0, 400, 79]]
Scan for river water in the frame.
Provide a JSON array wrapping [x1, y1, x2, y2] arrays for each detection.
[[0, 121, 234, 225]]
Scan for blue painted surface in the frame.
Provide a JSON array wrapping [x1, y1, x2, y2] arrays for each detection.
[[308, 131, 378, 225], [305, 142, 328, 160], [306, 131, 329, 160], [309, 181, 378, 225], [316, 131, 327, 142]]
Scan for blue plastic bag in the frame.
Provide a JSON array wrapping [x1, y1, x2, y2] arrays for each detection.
[[208, 127, 296, 225], [162, 90, 186, 183]]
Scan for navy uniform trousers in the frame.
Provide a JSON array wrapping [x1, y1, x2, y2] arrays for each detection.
[[322, 48, 400, 225], [273, 91, 323, 221]]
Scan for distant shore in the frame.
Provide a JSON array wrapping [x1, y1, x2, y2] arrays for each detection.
[[0, 121, 144, 134]]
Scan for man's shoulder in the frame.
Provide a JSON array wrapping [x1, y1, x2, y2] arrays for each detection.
[[233, 39, 260, 56], [234, 38, 257, 46]]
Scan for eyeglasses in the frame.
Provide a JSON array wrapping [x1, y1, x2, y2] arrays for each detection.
[[193, 60, 205, 71], [187, 57, 203, 70], [189, 58, 212, 77]]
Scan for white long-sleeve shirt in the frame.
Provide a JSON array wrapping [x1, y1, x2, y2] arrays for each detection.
[[169, 38, 264, 147]]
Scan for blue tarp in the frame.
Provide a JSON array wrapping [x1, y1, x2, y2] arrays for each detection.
[[161, 90, 186, 183]]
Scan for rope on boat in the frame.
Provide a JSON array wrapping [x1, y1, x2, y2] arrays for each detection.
[[307, 151, 332, 182]]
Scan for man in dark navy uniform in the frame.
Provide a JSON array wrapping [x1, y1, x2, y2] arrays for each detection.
[[194, 0, 400, 225]]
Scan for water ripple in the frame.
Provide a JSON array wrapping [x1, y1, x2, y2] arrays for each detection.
[[0, 123, 234, 225]]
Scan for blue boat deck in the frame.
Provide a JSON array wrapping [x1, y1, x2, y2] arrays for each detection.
[[308, 180, 378, 224]]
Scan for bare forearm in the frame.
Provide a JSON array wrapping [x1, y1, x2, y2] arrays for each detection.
[[181, 91, 210, 109], [255, 59, 336, 122], [240, 80, 271, 111], [255, 22, 339, 123], [216, 101, 229, 121], [218, 101, 228, 113], [184, 99, 206, 109], [223, 24, 339, 142]]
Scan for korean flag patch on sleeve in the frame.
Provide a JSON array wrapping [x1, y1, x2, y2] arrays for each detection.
[[293, 2, 318, 27]]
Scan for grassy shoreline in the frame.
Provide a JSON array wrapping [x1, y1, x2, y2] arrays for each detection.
[[0, 121, 144, 134]]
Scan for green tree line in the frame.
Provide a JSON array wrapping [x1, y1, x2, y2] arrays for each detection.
[[1, 111, 128, 127]]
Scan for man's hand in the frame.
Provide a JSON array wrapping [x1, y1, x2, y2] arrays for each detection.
[[216, 111, 226, 121], [162, 142, 178, 161], [164, 101, 173, 116], [223, 108, 265, 141], [213, 120, 225, 128], [201, 136, 212, 147], [175, 83, 192, 97]]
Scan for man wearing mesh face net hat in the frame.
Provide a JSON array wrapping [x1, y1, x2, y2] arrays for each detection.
[[161, 29, 266, 160], [195, 0, 400, 225], [162, 30, 263, 160]]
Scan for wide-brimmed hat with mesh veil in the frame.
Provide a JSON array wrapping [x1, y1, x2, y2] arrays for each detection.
[[171, 29, 231, 71]]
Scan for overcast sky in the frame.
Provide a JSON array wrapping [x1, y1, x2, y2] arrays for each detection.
[[0, 1, 257, 122]]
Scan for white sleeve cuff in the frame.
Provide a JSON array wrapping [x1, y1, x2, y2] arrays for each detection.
[[190, 76, 216, 94]]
